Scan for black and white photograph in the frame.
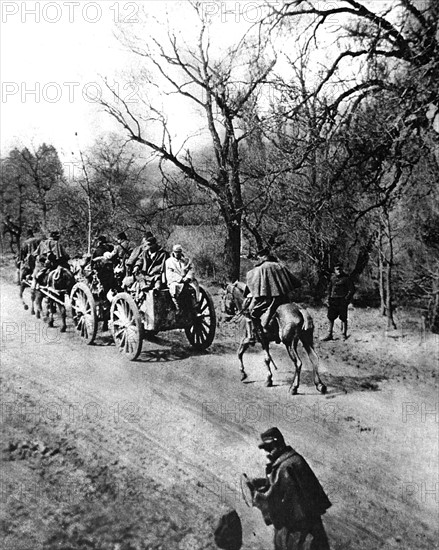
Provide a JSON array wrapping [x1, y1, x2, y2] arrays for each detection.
[[1, 1, 438, 548]]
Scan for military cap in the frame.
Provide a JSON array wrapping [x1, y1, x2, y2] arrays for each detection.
[[256, 246, 271, 258], [145, 236, 157, 246], [258, 427, 286, 449]]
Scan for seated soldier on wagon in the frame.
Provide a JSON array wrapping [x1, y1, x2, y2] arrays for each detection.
[[131, 235, 169, 296], [165, 244, 199, 312]]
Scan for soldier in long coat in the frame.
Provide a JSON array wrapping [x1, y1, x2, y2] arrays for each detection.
[[18, 229, 41, 272], [133, 235, 169, 291], [248, 427, 331, 550], [245, 248, 301, 338], [33, 230, 70, 269]]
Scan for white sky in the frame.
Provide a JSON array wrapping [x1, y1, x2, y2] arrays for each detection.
[[0, 1, 396, 166], [1, 1, 140, 162], [0, 0, 272, 165]]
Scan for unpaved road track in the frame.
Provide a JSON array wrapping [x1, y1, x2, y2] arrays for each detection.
[[1, 275, 438, 549]]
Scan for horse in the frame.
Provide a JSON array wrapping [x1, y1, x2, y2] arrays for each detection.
[[222, 281, 327, 395], [2, 218, 21, 254], [17, 237, 42, 312], [34, 265, 75, 332], [18, 255, 36, 313]]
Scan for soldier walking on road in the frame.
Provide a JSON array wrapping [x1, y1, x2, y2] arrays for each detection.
[[246, 427, 331, 550]]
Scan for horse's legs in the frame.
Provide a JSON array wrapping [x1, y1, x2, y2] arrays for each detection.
[[20, 282, 29, 310], [30, 288, 36, 315], [238, 338, 250, 381], [35, 291, 43, 319], [286, 338, 302, 395], [46, 300, 54, 327], [302, 330, 327, 394], [261, 342, 274, 387], [102, 305, 109, 332], [59, 304, 67, 333]]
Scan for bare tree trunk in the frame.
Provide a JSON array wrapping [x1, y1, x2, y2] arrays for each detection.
[[378, 225, 386, 316], [430, 269, 439, 333], [42, 200, 48, 234], [224, 221, 241, 282], [384, 213, 397, 330]]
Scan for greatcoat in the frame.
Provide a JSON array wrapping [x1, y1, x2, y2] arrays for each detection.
[[252, 447, 331, 550]]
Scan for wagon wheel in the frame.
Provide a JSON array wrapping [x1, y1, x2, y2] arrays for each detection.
[[70, 282, 98, 345], [110, 292, 143, 361], [185, 286, 216, 351]]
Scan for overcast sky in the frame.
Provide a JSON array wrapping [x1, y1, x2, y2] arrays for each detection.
[[0, 0, 272, 164], [1, 1, 154, 162], [1, 1, 394, 166]]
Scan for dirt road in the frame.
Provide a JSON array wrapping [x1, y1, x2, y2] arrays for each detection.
[[1, 273, 438, 549]]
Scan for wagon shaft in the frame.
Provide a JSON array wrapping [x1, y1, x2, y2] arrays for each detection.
[[38, 286, 66, 307]]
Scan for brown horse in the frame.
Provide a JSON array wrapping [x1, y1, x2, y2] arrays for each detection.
[[222, 282, 327, 395], [18, 257, 36, 313], [33, 265, 74, 332]]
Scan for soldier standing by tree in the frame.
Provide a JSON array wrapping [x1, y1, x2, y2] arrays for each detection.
[[322, 263, 355, 341]]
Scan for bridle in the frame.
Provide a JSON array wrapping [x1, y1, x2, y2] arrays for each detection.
[[223, 281, 248, 322]]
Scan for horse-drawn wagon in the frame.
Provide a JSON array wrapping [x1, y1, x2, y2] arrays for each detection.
[[109, 283, 216, 360], [69, 260, 216, 359], [69, 258, 114, 345], [18, 253, 216, 359]]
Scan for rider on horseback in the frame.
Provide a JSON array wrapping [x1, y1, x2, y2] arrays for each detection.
[[33, 230, 70, 270], [244, 248, 301, 343], [17, 229, 41, 281]]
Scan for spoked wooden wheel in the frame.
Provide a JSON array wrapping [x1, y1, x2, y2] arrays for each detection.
[[70, 282, 98, 344], [185, 286, 216, 351], [110, 292, 143, 361]]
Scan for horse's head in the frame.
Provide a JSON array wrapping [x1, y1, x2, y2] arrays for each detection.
[[222, 283, 237, 318], [222, 281, 246, 318]]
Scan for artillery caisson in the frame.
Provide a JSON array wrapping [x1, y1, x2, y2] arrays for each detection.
[[110, 284, 216, 360]]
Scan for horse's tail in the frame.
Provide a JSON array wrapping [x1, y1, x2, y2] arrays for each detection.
[[298, 306, 314, 332], [297, 307, 315, 352]]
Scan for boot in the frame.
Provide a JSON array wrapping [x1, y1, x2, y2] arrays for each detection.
[[322, 321, 334, 341], [243, 320, 256, 345]]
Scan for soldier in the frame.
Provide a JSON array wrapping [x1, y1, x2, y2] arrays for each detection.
[[18, 229, 41, 279], [322, 263, 355, 341], [245, 247, 301, 341], [125, 231, 153, 276], [92, 235, 113, 259], [133, 235, 169, 291], [165, 244, 199, 311], [246, 427, 331, 550], [33, 230, 70, 269]]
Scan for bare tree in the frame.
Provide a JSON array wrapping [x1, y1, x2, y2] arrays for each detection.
[[269, 0, 438, 143], [98, 2, 275, 280]]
